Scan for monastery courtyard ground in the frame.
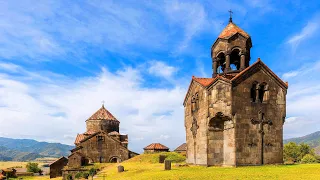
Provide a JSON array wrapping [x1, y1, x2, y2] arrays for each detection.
[[1, 153, 320, 180]]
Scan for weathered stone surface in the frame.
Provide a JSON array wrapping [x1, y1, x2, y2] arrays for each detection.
[[164, 160, 171, 170], [184, 19, 287, 166], [118, 165, 124, 173], [159, 155, 166, 163], [50, 156, 68, 178]]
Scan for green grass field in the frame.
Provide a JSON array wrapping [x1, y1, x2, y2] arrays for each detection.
[[95, 153, 320, 180], [1, 153, 320, 180]]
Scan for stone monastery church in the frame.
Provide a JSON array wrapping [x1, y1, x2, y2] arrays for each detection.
[[71, 105, 138, 163], [184, 17, 288, 166]]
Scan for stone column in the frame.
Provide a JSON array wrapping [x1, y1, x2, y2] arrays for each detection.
[[225, 53, 231, 72], [255, 85, 260, 103], [240, 52, 246, 70], [212, 58, 218, 77]]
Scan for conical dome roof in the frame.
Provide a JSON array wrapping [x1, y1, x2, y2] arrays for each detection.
[[218, 22, 250, 39], [87, 105, 119, 122]]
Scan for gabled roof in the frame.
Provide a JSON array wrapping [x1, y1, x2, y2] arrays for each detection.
[[218, 22, 250, 39], [192, 77, 215, 87], [83, 130, 96, 135], [231, 58, 288, 89], [87, 105, 119, 122], [174, 143, 186, 152], [143, 143, 169, 150], [68, 151, 86, 158], [183, 58, 288, 106], [183, 75, 231, 105], [49, 156, 68, 166], [74, 134, 85, 145]]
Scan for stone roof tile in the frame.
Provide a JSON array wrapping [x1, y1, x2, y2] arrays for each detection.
[[143, 143, 169, 150], [87, 105, 119, 122], [218, 22, 250, 39], [174, 143, 187, 151]]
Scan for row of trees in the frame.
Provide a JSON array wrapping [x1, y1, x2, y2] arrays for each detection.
[[283, 142, 319, 164]]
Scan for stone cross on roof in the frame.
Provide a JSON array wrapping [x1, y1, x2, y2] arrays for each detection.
[[228, 9, 233, 22]]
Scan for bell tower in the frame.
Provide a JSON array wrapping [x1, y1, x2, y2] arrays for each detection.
[[211, 16, 252, 77]]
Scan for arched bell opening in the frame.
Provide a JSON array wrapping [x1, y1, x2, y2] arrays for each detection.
[[216, 52, 226, 73], [230, 49, 241, 71]]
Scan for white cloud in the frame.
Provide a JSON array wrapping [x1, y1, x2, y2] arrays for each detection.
[[148, 60, 177, 78], [286, 20, 319, 52], [283, 60, 320, 139], [0, 63, 186, 153]]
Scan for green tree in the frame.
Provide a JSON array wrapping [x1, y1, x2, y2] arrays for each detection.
[[284, 142, 300, 162], [75, 172, 82, 179], [89, 168, 97, 180], [301, 154, 318, 164], [26, 162, 41, 173], [284, 142, 316, 163], [298, 143, 314, 161]]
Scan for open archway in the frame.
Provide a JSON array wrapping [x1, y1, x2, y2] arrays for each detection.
[[109, 156, 122, 163]]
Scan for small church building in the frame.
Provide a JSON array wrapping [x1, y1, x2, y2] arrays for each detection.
[[184, 17, 288, 166], [70, 105, 138, 163]]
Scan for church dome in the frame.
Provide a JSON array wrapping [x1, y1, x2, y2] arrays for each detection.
[[87, 105, 119, 122], [86, 105, 120, 133], [218, 22, 250, 39]]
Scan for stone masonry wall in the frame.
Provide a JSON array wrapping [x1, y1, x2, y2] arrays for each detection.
[[78, 133, 129, 163], [185, 81, 208, 165], [232, 68, 286, 165], [207, 80, 234, 166]]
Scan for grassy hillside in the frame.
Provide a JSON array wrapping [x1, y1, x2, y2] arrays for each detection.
[[284, 131, 320, 155], [0, 137, 73, 161], [95, 153, 320, 180]]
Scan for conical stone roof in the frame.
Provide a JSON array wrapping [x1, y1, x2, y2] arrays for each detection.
[[218, 22, 250, 39], [87, 105, 119, 122]]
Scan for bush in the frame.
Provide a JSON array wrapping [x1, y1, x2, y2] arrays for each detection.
[[75, 172, 82, 179], [26, 162, 41, 173], [89, 168, 97, 180], [283, 142, 315, 163], [82, 172, 89, 179], [160, 152, 186, 163], [66, 174, 73, 180], [301, 154, 318, 164]]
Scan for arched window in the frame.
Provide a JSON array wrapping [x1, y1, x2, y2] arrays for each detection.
[[259, 83, 268, 103], [250, 82, 258, 102], [191, 92, 199, 113]]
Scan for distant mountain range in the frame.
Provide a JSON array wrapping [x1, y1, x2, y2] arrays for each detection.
[[0, 131, 319, 161], [0, 137, 73, 161], [284, 131, 320, 155]]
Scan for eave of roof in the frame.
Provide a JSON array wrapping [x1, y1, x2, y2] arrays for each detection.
[[143, 143, 169, 150]]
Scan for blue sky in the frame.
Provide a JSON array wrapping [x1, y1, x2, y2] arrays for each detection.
[[0, 0, 320, 153]]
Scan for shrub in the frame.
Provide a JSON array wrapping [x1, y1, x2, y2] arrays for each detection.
[[75, 172, 82, 179], [26, 162, 41, 173], [66, 174, 73, 180], [301, 154, 318, 164], [161, 152, 186, 163], [283, 142, 315, 163], [82, 172, 89, 179], [89, 168, 97, 180]]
